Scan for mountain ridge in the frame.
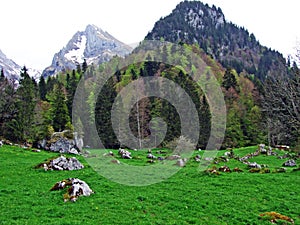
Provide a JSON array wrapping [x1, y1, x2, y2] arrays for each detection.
[[0, 49, 41, 82], [42, 24, 133, 78]]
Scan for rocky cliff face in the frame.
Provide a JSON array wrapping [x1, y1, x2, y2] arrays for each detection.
[[0, 49, 21, 81], [42, 24, 133, 78]]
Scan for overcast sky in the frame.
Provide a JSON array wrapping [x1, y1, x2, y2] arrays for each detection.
[[0, 0, 299, 70]]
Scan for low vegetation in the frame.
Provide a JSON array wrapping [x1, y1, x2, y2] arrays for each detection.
[[0, 145, 299, 224]]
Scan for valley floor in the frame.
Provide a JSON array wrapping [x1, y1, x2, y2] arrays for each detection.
[[0, 146, 299, 224]]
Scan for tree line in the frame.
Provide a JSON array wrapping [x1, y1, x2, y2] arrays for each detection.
[[0, 44, 299, 150]]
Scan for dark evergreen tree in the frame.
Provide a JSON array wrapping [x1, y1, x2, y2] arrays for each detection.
[[38, 76, 47, 101], [82, 59, 88, 74], [222, 68, 238, 90], [0, 69, 4, 79], [0, 74, 17, 138], [47, 83, 70, 131]]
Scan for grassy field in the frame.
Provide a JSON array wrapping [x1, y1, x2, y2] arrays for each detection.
[[0, 145, 299, 224]]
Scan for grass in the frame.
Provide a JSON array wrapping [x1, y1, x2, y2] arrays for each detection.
[[0, 145, 299, 224]]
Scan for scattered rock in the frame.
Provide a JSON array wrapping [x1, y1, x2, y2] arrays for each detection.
[[157, 156, 165, 161], [175, 158, 187, 167], [50, 178, 94, 202], [258, 144, 266, 153], [218, 165, 231, 172], [205, 167, 220, 175], [248, 162, 261, 169], [118, 148, 132, 159], [283, 159, 297, 167], [147, 153, 156, 159], [69, 148, 79, 155], [194, 155, 201, 162]]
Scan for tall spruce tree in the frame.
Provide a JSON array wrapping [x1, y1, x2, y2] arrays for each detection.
[[47, 82, 70, 131], [38, 76, 47, 101]]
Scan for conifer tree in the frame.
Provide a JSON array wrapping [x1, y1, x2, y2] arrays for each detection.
[[47, 82, 70, 131], [38, 76, 47, 101]]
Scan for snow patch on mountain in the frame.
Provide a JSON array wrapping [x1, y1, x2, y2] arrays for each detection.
[[64, 35, 87, 64]]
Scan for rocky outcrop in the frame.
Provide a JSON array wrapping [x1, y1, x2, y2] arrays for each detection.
[[38, 130, 83, 154], [49, 138, 79, 155], [50, 178, 94, 202], [46, 156, 84, 171], [36, 156, 84, 171]]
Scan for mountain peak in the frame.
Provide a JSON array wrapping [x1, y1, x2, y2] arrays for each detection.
[[176, 1, 225, 29], [42, 25, 132, 78], [146, 0, 285, 80]]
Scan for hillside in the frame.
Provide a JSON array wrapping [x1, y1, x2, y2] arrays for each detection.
[[145, 0, 287, 81]]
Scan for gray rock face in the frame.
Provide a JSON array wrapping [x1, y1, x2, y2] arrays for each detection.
[[0, 49, 21, 81], [42, 24, 132, 78], [49, 138, 78, 154]]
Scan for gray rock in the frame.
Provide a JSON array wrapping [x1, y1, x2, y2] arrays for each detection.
[[44, 156, 84, 171], [248, 162, 261, 169], [147, 153, 156, 159], [176, 158, 187, 167], [118, 149, 132, 159], [50, 178, 94, 202], [283, 159, 297, 167], [49, 138, 78, 154], [194, 155, 201, 162], [69, 148, 79, 155]]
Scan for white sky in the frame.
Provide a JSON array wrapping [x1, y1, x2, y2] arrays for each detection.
[[0, 0, 299, 70]]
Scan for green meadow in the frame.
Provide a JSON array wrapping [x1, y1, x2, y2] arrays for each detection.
[[0, 145, 299, 224]]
